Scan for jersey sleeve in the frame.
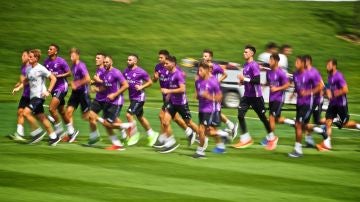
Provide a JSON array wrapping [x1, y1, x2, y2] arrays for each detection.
[[40, 65, 52, 78], [141, 69, 150, 81], [251, 62, 260, 77], [337, 73, 347, 88], [61, 59, 70, 72]]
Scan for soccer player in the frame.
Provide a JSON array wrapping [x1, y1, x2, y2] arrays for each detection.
[[194, 61, 228, 158], [158, 55, 199, 153], [233, 45, 278, 150], [202, 49, 238, 138], [10, 50, 31, 141], [43, 44, 71, 137], [123, 54, 159, 146], [62, 48, 91, 143], [152, 50, 196, 147], [316, 59, 360, 151], [13, 49, 60, 145], [261, 53, 290, 149]]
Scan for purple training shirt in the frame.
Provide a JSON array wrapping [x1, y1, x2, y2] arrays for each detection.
[[103, 67, 126, 105], [43, 56, 70, 93], [328, 71, 347, 107], [293, 70, 314, 106], [196, 76, 221, 113], [123, 66, 150, 102], [169, 68, 187, 105], [266, 67, 288, 102], [71, 61, 89, 93], [21, 64, 30, 98], [242, 61, 262, 97]]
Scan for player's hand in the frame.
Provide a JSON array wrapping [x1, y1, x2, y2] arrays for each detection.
[[71, 81, 78, 90], [42, 91, 50, 97], [93, 74, 102, 83], [237, 73, 244, 84], [12, 87, 20, 95], [333, 89, 342, 97], [300, 89, 310, 96], [270, 86, 278, 92], [90, 85, 99, 93], [153, 72, 159, 80], [161, 88, 170, 94], [135, 85, 142, 91], [107, 93, 117, 101], [200, 91, 210, 100]]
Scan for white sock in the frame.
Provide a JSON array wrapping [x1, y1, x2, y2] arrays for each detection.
[[17, 124, 24, 136], [216, 129, 229, 137], [356, 124, 360, 130], [295, 142, 303, 154], [203, 137, 209, 150], [121, 129, 127, 139], [97, 117, 104, 123], [240, 132, 251, 142], [185, 127, 193, 137], [31, 128, 43, 136], [216, 142, 225, 149], [49, 132, 57, 139], [324, 137, 332, 148], [66, 123, 75, 135], [284, 118, 295, 125], [333, 117, 339, 122], [47, 115, 55, 123], [313, 126, 324, 134], [305, 135, 313, 142], [266, 132, 275, 140], [89, 130, 99, 139], [196, 146, 206, 155], [164, 135, 176, 148], [54, 122, 62, 130], [158, 133, 167, 143], [109, 135, 122, 146], [146, 128, 154, 136], [119, 122, 134, 129], [226, 120, 235, 130]]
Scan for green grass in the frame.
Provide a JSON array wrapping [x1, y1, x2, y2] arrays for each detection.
[[0, 0, 360, 201]]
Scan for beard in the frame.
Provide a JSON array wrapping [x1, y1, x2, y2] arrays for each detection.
[[327, 69, 333, 75]]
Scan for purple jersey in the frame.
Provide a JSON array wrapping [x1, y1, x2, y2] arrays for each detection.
[[243, 61, 262, 97], [328, 71, 347, 107], [94, 67, 107, 102], [212, 63, 224, 79], [266, 68, 288, 102], [196, 76, 221, 113], [123, 66, 150, 102], [169, 68, 187, 105], [155, 63, 184, 101], [307, 67, 323, 105], [21, 64, 30, 98], [43, 56, 70, 93], [103, 67, 126, 105], [293, 70, 315, 106], [71, 61, 89, 93]]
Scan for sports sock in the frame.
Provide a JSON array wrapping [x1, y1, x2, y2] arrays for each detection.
[[49, 132, 57, 139], [119, 122, 134, 129], [216, 142, 225, 149], [17, 124, 24, 136], [313, 126, 324, 134], [216, 129, 228, 137], [356, 124, 360, 130], [31, 128, 43, 136], [164, 135, 176, 148], [196, 146, 205, 155], [185, 127, 193, 137], [66, 123, 75, 135], [89, 130, 99, 139], [305, 135, 314, 144], [240, 132, 251, 143], [226, 120, 235, 130], [109, 135, 122, 146], [97, 117, 104, 123], [324, 137, 332, 148], [146, 128, 154, 136], [203, 137, 209, 150], [266, 132, 275, 140], [284, 118, 295, 125], [54, 122, 62, 130], [158, 133, 167, 143], [294, 142, 303, 154], [120, 129, 127, 139]]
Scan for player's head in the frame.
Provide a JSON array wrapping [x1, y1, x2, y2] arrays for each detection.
[[96, 52, 106, 67], [164, 55, 176, 71], [265, 42, 278, 54], [269, 53, 280, 69], [127, 54, 139, 68], [280, 44, 292, 56], [202, 49, 213, 62], [303, 54, 312, 68], [29, 49, 41, 65], [326, 58, 337, 74], [295, 55, 306, 71], [198, 60, 211, 79], [48, 43, 59, 57], [70, 48, 80, 63], [158, 49, 170, 64], [244, 45, 256, 60], [21, 49, 30, 64], [104, 55, 113, 70]]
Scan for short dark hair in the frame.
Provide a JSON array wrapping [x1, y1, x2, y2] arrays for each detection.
[[245, 45, 256, 54], [70, 47, 80, 55], [270, 53, 280, 62], [96, 52, 106, 57], [203, 49, 213, 57], [158, 49, 170, 56], [198, 60, 211, 70], [265, 42, 278, 50], [105, 55, 113, 61], [129, 53, 139, 60], [280, 44, 291, 51], [296, 55, 306, 64], [50, 43, 60, 52], [166, 55, 177, 64], [303, 54, 312, 64], [327, 58, 337, 66], [22, 49, 30, 54]]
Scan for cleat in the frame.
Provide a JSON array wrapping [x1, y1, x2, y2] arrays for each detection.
[[212, 147, 226, 154], [127, 132, 140, 146], [265, 136, 279, 151], [260, 138, 268, 146], [88, 136, 101, 145], [9, 132, 26, 141], [48, 133, 63, 146], [187, 132, 197, 146], [147, 132, 159, 147], [316, 142, 331, 152], [68, 130, 79, 143], [305, 142, 316, 148], [105, 144, 125, 151], [28, 132, 46, 144], [158, 143, 180, 154], [61, 135, 70, 142], [332, 120, 343, 129], [232, 122, 239, 140], [152, 139, 165, 149], [232, 139, 254, 149], [288, 150, 303, 158], [192, 153, 207, 159]]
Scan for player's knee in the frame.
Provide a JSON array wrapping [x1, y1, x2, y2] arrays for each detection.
[[17, 108, 24, 117]]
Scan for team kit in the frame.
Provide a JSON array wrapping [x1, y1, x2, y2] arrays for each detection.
[[10, 44, 360, 158]]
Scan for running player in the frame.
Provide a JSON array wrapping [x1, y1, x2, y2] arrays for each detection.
[[13, 49, 60, 145], [10, 50, 31, 141], [233, 45, 278, 150], [123, 54, 159, 146], [43, 44, 71, 137], [62, 48, 91, 143]]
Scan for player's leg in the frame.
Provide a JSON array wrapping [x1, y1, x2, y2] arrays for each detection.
[[87, 100, 103, 145], [49, 93, 65, 136], [157, 106, 179, 153], [179, 103, 198, 146], [221, 113, 238, 139], [233, 97, 252, 148], [103, 103, 125, 151], [193, 122, 207, 158]]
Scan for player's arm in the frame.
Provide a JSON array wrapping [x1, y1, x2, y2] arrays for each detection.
[[271, 80, 291, 92], [218, 72, 227, 82], [12, 75, 26, 94], [201, 91, 222, 103], [238, 73, 260, 84], [161, 83, 185, 94], [136, 78, 152, 91], [43, 73, 57, 97], [72, 73, 91, 90], [152, 71, 159, 83], [56, 70, 71, 78], [333, 84, 348, 97], [108, 80, 129, 101]]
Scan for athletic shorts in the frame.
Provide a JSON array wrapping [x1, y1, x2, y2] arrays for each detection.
[[296, 105, 312, 124], [67, 90, 91, 112], [325, 104, 349, 125], [90, 100, 105, 114], [51, 89, 68, 106], [103, 103, 122, 123], [199, 111, 221, 127], [238, 96, 267, 118], [269, 101, 283, 118], [18, 96, 30, 109], [127, 101, 144, 117], [312, 101, 323, 125], [165, 102, 192, 120], [28, 97, 45, 115]]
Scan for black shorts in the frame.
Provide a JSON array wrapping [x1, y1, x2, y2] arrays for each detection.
[[312, 101, 323, 125], [28, 97, 45, 115], [199, 112, 221, 127], [67, 90, 91, 112], [127, 101, 144, 117], [296, 105, 312, 124], [51, 90, 68, 106], [103, 103, 122, 123], [90, 100, 105, 114], [269, 101, 283, 118], [325, 104, 349, 125], [18, 96, 30, 109], [165, 102, 192, 120], [238, 96, 267, 118]]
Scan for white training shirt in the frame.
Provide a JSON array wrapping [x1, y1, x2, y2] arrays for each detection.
[[279, 53, 288, 72], [26, 63, 51, 99], [257, 52, 271, 63]]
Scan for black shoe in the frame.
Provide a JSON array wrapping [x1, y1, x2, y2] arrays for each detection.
[[49, 134, 62, 146], [153, 139, 165, 149], [288, 150, 303, 158], [28, 132, 46, 144], [68, 130, 79, 143], [192, 152, 206, 159], [187, 132, 196, 146], [333, 121, 343, 129], [158, 143, 180, 154]]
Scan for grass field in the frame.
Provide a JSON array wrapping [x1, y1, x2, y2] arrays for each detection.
[[0, 0, 360, 201]]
